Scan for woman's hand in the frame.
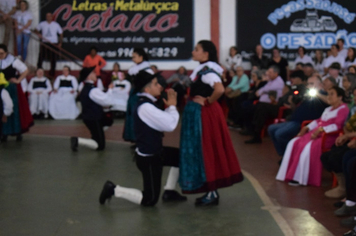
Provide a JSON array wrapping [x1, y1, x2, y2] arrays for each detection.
[[9, 78, 19, 84], [311, 129, 321, 140], [297, 126, 309, 137], [347, 139, 356, 149], [193, 95, 206, 106], [336, 134, 348, 147]]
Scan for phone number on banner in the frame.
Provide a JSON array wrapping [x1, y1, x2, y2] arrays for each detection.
[[117, 47, 178, 58]]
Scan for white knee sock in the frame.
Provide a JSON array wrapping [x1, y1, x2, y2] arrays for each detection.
[[346, 200, 356, 207], [164, 167, 179, 190], [114, 185, 143, 205], [78, 138, 98, 150]]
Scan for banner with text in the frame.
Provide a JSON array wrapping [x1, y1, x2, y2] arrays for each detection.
[[40, 0, 193, 60], [237, 0, 356, 60]]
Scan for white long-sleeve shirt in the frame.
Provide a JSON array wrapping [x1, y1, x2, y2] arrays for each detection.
[[137, 93, 179, 132], [87, 83, 114, 107], [1, 88, 13, 116]]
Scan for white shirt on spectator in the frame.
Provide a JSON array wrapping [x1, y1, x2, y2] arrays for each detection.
[[0, 0, 16, 14], [36, 21, 63, 43], [314, 61, 325, 75], [324, 54, 345, 69], [339, 48, 348, 60], [294, 55, 314, 67], [13, 10, 33, 34], [225, 54, 242, 70], [322, 74, 343, 88]]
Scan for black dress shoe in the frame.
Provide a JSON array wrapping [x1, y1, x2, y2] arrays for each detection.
[[162, 190, 187, 202], [244, 137, 262, 144], [195, 191, 219, 206], [70, 137, 78, 152], [344, 230, 356, 236], [99, 180, 115, 205], [334, 201, 345, 208], [16, 134, 22, 142], [239, 129, 253, 136], [341, 216, 356, 227]]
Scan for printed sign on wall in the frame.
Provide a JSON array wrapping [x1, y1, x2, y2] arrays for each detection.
[[41, 0, 194, 60], [237, 0, 356, 60]]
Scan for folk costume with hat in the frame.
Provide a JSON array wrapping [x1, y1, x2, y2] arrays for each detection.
[[70, 67, 114, 151], [99, 70, 187, 207]]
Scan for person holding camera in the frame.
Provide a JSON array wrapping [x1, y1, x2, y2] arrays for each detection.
[[268, 75, 328, 158]]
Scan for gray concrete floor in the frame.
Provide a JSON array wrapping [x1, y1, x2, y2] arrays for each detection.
[[0, 135, 284, 236]]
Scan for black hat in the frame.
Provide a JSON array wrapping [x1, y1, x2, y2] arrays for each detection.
[[79, 66, 96, 82], [133, 70, 160, 93], [329, 62, 341, 70]]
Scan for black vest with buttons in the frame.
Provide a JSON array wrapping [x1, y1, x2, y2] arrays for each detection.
[[79, 83, 103, 120], [190, 66, 220, 97], [134, 96, 163, 155]]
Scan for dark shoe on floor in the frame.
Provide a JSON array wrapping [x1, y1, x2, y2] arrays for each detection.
[[16, 134, 22, 142], [341, 216, 356, 227], [344, 230, 356, 236], [288, 180, 300, 186], [239, 129, 254, 136], [334, 201, 345, 208], [335, 204, 356, 216], [70, 137, 78, 152], [99, 180, 115, 205], [244, 136, 262, 144], [195, 191, 219, 206], [162, 190, 187, 202]]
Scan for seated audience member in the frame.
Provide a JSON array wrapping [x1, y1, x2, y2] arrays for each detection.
[[337, 38, 348, 59], [343, 73, 356, 107], [294, 46, 314, 68], [303, 63, 315, 78], [295, 62, 304, 71], [268, 47, 289, 81], [225, 66, 249, 126], [344, 47, 356, 73], [83, 46, 107, 79], [166, 66, 191, 107], [323, 44, 345, 74], [314, 49, 325, 75], [225, 46, 242, 70], [322, 62, 343, 88], [276, 86, 349, 187], [110, 63, 131, 112], [337, 153, 356, 232], [349, 65, 356, 74], [0, 75, 13, 142], [27, 68, 52, 118], [243, 65, 285, 143], [250, 44, 270, 70], [269, 75, 328, 157], [49, 66, 79, 120], [321, 89, 356, 198]]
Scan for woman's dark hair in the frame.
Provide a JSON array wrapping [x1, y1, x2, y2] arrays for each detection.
[[113, 62, 120, 69], [63, 65, 71, 72], [198, 40, 218, 63], [346, 47, 356, 62], [133, 48, 149, 61], [348, 65, 356, 74], [177, 66, 187, 75], [89, 46, 98, 53], [229, 46, 238, 57], [329, 85, 346, 102], [0, 44, 8, 52], [314, 49, 324, 64], [298, 46, 306, 55], [20, 0, 29, 10]]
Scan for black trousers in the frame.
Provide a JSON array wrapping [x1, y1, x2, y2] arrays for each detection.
[[83, 119, 105, 150], [37, 43, 58, 76], [252, 102, 279, 134], [135, 147, 179, 206], [320, 143, 350, 173], [227, 92, 248, 126]]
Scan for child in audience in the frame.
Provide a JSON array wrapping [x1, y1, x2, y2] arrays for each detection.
[[111, 62, 131, 112]]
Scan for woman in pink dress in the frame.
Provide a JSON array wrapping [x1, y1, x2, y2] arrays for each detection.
[[276, 86, 349, 187]]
